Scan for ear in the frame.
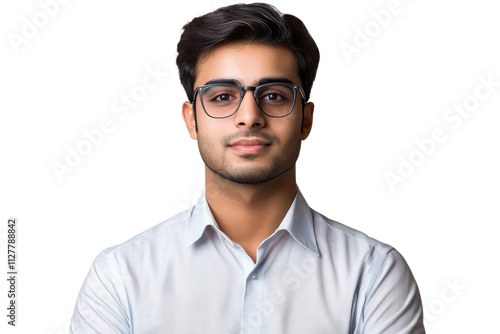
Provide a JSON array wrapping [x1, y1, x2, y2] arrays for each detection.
[[182, 101, 197, 140], [301, 102, 314, 140]]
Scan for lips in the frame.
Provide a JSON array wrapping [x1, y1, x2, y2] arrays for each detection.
[[228, 138, 271, 154]]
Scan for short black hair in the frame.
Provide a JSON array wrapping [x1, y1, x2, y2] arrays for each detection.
[[176, 2, 320, 103]]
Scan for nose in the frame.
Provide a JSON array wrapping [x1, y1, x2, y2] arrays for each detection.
[[233, 90, 266, 129]]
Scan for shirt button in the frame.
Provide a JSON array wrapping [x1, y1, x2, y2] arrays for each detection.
[[251, 274, 259, 280]]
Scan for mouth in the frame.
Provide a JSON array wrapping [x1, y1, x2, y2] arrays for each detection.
[[228, 138, 271, 154]]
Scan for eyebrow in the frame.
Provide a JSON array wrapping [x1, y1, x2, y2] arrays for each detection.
[[204, 77, 296, 86]]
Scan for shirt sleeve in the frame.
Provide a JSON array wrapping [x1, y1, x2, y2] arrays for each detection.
[[359, 249, 425, 334], [69, 250, 131, 334]]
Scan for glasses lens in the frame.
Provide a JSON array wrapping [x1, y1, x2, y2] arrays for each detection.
[[201, 85, 241, 118], [256, 84, 296, 117]]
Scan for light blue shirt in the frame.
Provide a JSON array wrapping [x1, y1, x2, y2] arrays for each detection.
[[70, 190, 425, 333]]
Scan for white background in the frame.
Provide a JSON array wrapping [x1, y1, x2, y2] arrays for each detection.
[[1, 0, 499, 333]]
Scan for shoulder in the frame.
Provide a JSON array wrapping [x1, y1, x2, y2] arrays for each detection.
[[96, 208, 193, 264], [310, 209, 419, 296], [311, 209, 394, 257]]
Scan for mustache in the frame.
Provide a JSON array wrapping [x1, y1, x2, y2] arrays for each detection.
[[221, 130, 278, 146]]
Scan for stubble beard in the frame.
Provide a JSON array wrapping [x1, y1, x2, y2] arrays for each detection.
[[197, 131, 301, 185]]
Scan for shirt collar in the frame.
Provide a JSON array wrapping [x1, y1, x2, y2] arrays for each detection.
[[186, 189, 319, 256], [186, 193, 218, 247], [276, 189, 319, 256]]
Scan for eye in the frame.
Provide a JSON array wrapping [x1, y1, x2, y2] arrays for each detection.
[[258, 85, 293, 104], [259, 91, 290, 104], [212, 93, 235, 102], [262, 93, 284, 101], [203, 86, 240, 104]]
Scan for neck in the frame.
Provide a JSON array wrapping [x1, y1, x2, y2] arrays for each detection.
[[205, 166, 297, 262]]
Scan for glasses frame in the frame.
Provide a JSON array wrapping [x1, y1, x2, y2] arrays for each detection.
[[192, 82, 306, 119]]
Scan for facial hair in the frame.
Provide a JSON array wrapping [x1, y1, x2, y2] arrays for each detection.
[[197, 129, 301, 184]]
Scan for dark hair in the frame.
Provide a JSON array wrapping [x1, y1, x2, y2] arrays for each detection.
[[176, 3, 320, 102]]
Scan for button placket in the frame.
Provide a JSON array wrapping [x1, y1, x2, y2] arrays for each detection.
[[241, 268, 264, 334]]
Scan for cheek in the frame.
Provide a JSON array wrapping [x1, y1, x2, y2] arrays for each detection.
[[196, 119, 228, 147], [270, 113, 303, 139]]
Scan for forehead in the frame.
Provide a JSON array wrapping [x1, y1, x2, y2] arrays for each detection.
[[194, 43, 301, 87]]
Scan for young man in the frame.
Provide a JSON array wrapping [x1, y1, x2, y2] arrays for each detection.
[[70, 3, 425, 333]]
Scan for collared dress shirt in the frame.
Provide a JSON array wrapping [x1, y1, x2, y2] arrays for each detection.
[[70, 190, 425, 333]]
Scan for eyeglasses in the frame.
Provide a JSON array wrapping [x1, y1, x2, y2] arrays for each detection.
[[192, 82, 306, 119]]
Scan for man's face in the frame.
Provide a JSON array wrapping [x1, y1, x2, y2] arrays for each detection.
[[183, 43, 313, 184]]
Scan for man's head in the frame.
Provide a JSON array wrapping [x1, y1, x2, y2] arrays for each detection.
[[176, 3, 320, 185]]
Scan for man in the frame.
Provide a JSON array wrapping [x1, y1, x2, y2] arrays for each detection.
[[70, 3, 425, 333]]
